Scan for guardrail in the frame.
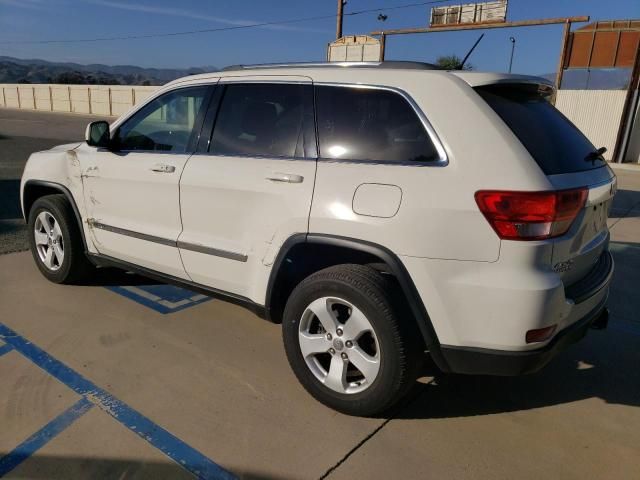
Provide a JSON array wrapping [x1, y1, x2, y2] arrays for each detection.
[[0, 84, 159, 117]]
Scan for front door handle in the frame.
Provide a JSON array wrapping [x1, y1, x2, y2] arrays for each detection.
[[150, 164, 176, 173], [266, 173, 304, 183]]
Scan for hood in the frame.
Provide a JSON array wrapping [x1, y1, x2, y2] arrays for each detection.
[[39, 142, 83, 153]]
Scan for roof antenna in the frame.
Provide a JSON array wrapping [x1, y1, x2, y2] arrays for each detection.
[[459, 33, 485, 70]]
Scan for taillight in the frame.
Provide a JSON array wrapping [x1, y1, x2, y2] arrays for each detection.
[[475, 188, 588, 240]]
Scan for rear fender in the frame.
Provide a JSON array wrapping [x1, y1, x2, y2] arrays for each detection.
[[265, 233, 451, 372]]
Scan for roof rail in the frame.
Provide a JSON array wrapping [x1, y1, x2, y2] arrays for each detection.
[[222, 61, 439, 71]]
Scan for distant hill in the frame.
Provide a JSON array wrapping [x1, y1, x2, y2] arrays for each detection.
[[0, 56, 217, 86], [1, 56, 630, 89]]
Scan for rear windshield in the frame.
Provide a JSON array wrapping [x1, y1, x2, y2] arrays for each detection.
[[476, 84, 606, 175]]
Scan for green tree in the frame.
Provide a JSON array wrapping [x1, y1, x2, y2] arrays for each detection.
[[52, 71, 87, 84], [435, 54, 473, 71]]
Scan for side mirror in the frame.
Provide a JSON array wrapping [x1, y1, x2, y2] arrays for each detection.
[[85, 121, 110, 148]]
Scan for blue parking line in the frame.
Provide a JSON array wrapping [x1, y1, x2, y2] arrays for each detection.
[[0, 323, 236, 480], [0, 343, 13, 357], [106, 285, 212, 314], [0, 398, 93, 477]]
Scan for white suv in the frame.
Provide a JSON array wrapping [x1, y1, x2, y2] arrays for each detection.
[[21, 62, 615, 416]]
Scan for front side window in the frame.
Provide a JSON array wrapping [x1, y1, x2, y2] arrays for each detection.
[[116, 86, 208, 152], [210, 83, 312, 158], [316, 86, 439, 163]]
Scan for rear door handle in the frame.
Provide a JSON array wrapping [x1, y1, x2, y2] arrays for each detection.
[[150, 164, 176, 173], [266, 173, 304, 184]]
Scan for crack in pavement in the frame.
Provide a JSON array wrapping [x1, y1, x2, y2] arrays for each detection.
[[318, 384, 433, 480], [318, 418, 391, 480]]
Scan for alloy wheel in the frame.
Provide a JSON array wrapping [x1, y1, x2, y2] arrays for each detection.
[[34, 211, 64, 271], [298, 296, 381, 394]]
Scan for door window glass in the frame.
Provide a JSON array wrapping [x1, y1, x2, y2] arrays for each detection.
[[116, 86, 208, 152], [316, 86, 439, 163], [210, 83, 311, 158]]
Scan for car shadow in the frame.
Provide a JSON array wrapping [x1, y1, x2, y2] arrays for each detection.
[[82, 267, 160, 287], [607, 241, 640, 325], [0, 217, 26, 234], [395, 325, 639, 421], [0, 454, 284, 480], [0, 179, 22, 220]]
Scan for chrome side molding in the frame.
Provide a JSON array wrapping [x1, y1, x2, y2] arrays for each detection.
[[87, 219, 247, 262]]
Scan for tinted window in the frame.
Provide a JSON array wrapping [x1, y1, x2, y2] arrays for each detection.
[[476, 85, 606, 175], [116, 86, 208, 152], [210, 83, 312, 158], [316, 86, 439, 163]]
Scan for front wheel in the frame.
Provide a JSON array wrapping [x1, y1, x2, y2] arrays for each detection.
[[28, 194, 93, 284], [282, 264, 421, 416]]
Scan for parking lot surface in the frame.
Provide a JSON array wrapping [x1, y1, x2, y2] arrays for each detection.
[[1, 109, 639, 479]]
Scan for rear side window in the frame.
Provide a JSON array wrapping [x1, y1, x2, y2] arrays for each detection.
[[316, 86, 440, 163], [476, 85, 606, 175], [210, 83, 313, 158]]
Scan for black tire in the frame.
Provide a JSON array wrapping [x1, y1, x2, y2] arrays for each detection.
[[28, 194, 93, 284], [282, 264, 421, 416]]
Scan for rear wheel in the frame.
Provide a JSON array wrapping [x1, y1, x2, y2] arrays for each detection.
[[28, 195, 93, 284], [282, 264, 420, 416]]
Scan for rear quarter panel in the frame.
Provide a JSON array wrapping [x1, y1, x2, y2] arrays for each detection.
[[308, 71, 552, 262]]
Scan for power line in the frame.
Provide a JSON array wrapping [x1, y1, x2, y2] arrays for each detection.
[[0, 0, 458, 45]]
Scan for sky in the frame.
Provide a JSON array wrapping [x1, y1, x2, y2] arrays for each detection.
[[0, 0, 638, 75]]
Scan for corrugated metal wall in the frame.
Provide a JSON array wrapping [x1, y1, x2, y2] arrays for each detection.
[[556, 90, 627, 160], [0, 84, 158, 117]]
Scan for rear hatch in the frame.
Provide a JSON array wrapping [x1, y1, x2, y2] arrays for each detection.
[[475, 82, 616, 287]]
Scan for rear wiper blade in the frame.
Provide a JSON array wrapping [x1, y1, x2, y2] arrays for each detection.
[[585, 147, 607, 163]]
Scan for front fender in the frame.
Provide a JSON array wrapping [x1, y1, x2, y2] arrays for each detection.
[[20, 143, 83, 218], [20, 142, 93, 253]]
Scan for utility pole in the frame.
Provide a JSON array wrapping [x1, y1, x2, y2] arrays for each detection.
[[554, 20, 572, 92], [508, 37, 516, 73], [336, 0, 345, 40]]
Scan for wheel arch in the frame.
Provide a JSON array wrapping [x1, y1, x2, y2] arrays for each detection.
[[265, 233, 449, 371], [22, 180, 89, 253]]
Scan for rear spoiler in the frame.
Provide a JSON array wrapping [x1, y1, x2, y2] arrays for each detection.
[[450, 72, 554, 92]]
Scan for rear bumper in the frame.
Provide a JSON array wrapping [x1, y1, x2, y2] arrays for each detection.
[[565, 250, 614, 304], [438, 298, 609, 376]]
